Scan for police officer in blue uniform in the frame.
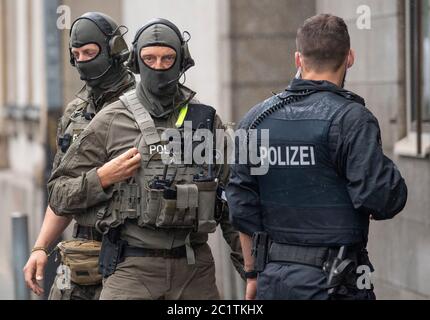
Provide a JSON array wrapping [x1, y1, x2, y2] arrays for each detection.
[[226, 14, 408, 300]]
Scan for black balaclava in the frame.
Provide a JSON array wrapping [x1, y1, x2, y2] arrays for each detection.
[[135, 23, 184, 118], [70, 12, 128, 99]]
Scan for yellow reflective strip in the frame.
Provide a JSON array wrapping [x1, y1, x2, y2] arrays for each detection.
[[175, 104, 189, 128]]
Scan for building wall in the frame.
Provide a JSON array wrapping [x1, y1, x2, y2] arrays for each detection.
[[316, 0, 430, 299], [0, 0, 9, 169], [229, 0, 316, 121], [0, 0, 46, 299]]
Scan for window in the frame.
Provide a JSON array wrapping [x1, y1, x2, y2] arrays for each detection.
[[421, 0, 430, 123], [395, 0, 430, 157]]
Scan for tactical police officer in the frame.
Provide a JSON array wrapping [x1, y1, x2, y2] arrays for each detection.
[[47, 18, 244, 300], [226, 14, 408, 300], [23, 12, 135, 300]]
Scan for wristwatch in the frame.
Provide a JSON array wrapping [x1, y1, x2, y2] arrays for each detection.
[[244, 270, 258, 279]]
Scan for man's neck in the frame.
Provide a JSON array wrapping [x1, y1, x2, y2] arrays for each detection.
[[301, 70, 344, 87]]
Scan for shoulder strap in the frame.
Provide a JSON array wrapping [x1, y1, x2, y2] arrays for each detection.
[[248, 89, 314, 130], [119, 90, 160, 145]]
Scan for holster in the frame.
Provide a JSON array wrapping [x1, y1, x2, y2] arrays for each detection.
[[98, 227, 127, 278], [214, 186, 227, 224], [323, 245, 367, 298], [252, 232, 270, 272]]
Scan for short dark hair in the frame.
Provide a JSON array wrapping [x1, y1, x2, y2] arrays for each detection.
[[296, 14, 350, 72]]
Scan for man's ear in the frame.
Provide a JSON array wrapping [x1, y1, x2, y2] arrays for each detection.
[[347, 49, 355, 69], [295, 52, 302, 69]]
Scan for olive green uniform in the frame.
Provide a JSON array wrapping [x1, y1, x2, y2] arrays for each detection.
[[48, 76, 134, 300], [48, 86, 244, 300]]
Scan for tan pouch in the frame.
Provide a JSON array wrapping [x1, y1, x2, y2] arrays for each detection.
[[195, 180, 218, 233], [57, 240, 102, 286]]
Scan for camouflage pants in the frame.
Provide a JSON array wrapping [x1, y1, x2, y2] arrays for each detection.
[[100, 243, 220, 300], [48, 276, 102, 300]]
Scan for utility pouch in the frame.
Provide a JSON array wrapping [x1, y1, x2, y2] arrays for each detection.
[[98, 228, 127, 278], [118, 181, 140, 220], [195, 180, 218, 233], [252, 232, 270, 273], [156, 184, 198, 229], [140, 188, 163, 226], [57, 240, 102, 285], [96, 181, 141, 234]]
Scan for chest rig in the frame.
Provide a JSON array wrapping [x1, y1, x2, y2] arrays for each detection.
[[96, 90, 219, 246]]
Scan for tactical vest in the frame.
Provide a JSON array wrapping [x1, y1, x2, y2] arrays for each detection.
[[251, 90, 370, 247], [95, 90, 219, 258]]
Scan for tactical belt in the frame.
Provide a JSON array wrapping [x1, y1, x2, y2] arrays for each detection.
[[72, 223, 102, 242], [268, 242, 362, 268], [122, 243, 204, 259]]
